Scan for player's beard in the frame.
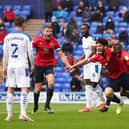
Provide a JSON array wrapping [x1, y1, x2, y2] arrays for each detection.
[[82, 32, 89, 38]]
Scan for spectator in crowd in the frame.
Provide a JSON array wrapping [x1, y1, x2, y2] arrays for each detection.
[[71, 73, 82, 92], [3, 7, 15, 23], [97, 0, 105, 17], [88, 0, 98, 10], [68, 28, 80, 45], [55, 5, 67, 22], [76, 0, 85, 17], [104, 17, 115, 34], [0, 23, 8, 44], [50, 16, 60, 37], [107, 0, 119, 11], [53, 0, 62, 11], [96, 22, 105, 34], [62, 0, 73, 12], [120, 7, 129, 22], [119, 28, 128, 45], [90, 9, 102, 22], [62, 41, 73, 55], [60, 19, 67, 38], [82, 7, 92, 22], [44, 0, 53, 22], [66, 16, 78, 40]]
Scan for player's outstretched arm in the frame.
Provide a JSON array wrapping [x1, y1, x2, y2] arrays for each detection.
[[66, 58, 90, 71], [57, 50, 70, 67]]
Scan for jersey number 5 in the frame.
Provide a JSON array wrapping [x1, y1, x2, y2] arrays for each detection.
[[11, 43, 18, 58]]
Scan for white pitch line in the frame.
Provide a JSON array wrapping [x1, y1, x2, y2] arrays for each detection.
[[0, 109, 66, 114]]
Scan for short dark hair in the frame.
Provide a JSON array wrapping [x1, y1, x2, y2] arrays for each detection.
[[14, 16, 24, 27], [96, 38, 108, 46], [81, 24, 90, 30], [43, 25, 52, 29]]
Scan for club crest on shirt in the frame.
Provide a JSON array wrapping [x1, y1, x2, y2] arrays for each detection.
[[50, 42, 53, 46], [43, 48, 49, 52], [106, 56, 110, 61], [40, 42, 42, 45]]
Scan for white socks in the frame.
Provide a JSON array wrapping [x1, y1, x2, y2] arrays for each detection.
[[95, 84, 105, 105], [20, 92, 28, 115], [85, 85, 94, 108], [6, 93, 13, 117]]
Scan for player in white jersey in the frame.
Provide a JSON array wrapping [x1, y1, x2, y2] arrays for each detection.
[[75, 24, 105, 112], [3, 16, 34, 122]]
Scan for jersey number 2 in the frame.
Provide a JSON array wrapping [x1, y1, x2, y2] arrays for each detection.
[[11, 43, 18, 58]]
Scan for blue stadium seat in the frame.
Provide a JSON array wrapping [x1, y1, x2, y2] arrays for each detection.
[[56, 33, 62, 38], [77, 44, 83, 50], [55, 67, 63, 73], [113, 16, 122, 22], [54, 83, 61, 92], [0, 45, 3, 56], [0, 82, 6, 91], [4, 22, 10, 28], [117, 22, 128, 28], [13, 10, 21, 16], [115, 27, 123, 34], [69, 11, 76, 17], [90, 22, 98, 28], [74, 16, 82, 22], [55, 77, 65, 83], [62, 87, 70, 92], [118, 5, 127, 11], [92, 34, 103, 39], [0, 5, 3, 12], [62, 83, 70, 92], [103, 33, 112, 39], [73, 5, 78, 11], [3, 5, 12, 11], [73, 50, 83, 56], [101, 77, 108, 90], [20, 10, 30, 17], [23, 5, 31, 11], [52, 11, 56, 16], [90, 27, 96, 34], [13, 5, 22, 11], [105, 11, 115, 17], [115, 11, 120, 17]]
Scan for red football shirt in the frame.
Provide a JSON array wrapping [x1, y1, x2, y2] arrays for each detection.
[[89, 48, 127, 79], [120, 50, 129, 72], [32, 36, 61, 66]]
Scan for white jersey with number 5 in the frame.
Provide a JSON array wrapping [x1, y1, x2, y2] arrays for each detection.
[[3, 30, 34, 68]]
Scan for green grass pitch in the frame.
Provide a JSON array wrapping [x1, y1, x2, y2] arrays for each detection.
[[0, 103, 129, 129]]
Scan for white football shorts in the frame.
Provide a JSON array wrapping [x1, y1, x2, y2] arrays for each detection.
[[6, 66, 30, 88], [83, 62, 102, 82]]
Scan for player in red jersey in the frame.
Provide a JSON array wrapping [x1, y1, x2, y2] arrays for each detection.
[[67, 38, 129, 114], [32, 25, 70, 113], [100, 43, 129, 112]]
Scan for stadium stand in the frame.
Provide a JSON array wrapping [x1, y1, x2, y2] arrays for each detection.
[[0, 0, 129, 92]]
